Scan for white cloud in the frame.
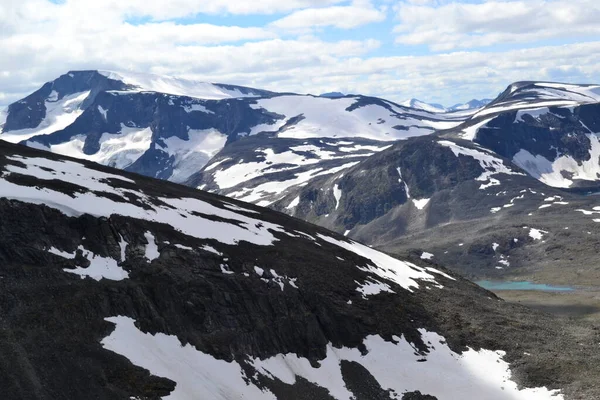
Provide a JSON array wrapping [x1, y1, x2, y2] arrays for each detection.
[[0, 0, 599, 109], [393, 0, 600, 51], [270, 3, 386, 30]]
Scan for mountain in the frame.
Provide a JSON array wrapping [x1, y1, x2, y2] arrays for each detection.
[[5, 72, 600, 287], [442, 81, 600, 188], [254, 82, 600, 286], [400, 98, 491, 113], [320, 91, 346, 98], [269, 133, 600, 285], [1, 136, 597, 398], [447, 99, 493, 112], [400, 98, 447, 113], [1, 70, 467, 189]]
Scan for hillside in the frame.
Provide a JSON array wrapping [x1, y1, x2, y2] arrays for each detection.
[[0, 138, 596, 398]]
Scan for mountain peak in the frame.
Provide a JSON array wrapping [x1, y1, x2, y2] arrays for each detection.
[[319, 91, 346, 98], [400, 98, 446, 113]]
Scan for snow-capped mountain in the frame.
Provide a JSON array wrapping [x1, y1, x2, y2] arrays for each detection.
[[447, 98, 493, 112], [400, 98, 492, 113], [444, 81, 600, 188], [1, 70, 467, 187], [0, 130, 592, 399], [400, 98, 447, 113]]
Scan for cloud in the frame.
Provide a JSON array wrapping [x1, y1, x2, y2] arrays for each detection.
[[270, 2, 386, 30], [0, 0, 599, 108], [393, 0, 600, 51]]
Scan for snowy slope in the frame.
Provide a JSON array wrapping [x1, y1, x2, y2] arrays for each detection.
[[188, 136, 393, 207], [250, 95, 464, 141], [2, 91, 90, 143], [400, 98, 447, 113], [102, 316, 561, 400], [98, 70, 269, 99]]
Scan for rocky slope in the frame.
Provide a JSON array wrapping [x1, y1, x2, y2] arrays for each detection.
[[2, 138, 598, 399], [263, 133, 600, 285], [230, 82, 600, 284]]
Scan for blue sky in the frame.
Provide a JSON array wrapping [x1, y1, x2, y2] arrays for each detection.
[[1, 0, 600, 107]]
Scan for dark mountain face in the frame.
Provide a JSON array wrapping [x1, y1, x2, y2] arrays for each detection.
[[442, 82, 600, 188], [0, 139, 594, 399], [267, 135, 525, 234]]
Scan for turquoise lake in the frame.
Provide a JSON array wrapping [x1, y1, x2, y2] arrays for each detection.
[[476, 280, 575, 292]]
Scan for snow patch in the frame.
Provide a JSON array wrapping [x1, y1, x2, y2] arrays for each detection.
[[529, 228, 547, 241], [144, 232, 160, 261], [158, 128, 228, 183], [439, 140, 524, 189], [513, 135, 600, 188], [412, 198, 430, 210], [49, 246, 129, 281], [317, 234, 454, 294], [201, 245, 222, 256], [333, 184, 342, 210], [40, 124, 153, 170], [101, 316, 564, 400], [1, 91, 90, 143], [285, 196, 300, 210], [98, 105, 108, 120]]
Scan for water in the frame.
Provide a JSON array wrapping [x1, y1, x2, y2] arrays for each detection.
[[476, 280, 575, 292]]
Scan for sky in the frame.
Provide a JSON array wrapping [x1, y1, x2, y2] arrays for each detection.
[[1, 0, 600, 108]]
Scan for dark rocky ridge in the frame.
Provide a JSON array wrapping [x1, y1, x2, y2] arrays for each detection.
[[0, 140, 598, 398]]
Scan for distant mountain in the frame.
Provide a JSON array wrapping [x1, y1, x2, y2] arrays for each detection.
[[248, 82, 600, 288], [400, 98, 446, 113], [448, 99, 493, 112], [319, 91, 345, 98], [400, 98, 492, 113], [0, 135, 588, 399]]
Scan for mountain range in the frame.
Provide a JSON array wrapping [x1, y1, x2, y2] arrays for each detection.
[[2, 70, 600, 398], [400, 98, 493, 113], [2, 71, 600, 287], [1, 111, 598, 399]]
